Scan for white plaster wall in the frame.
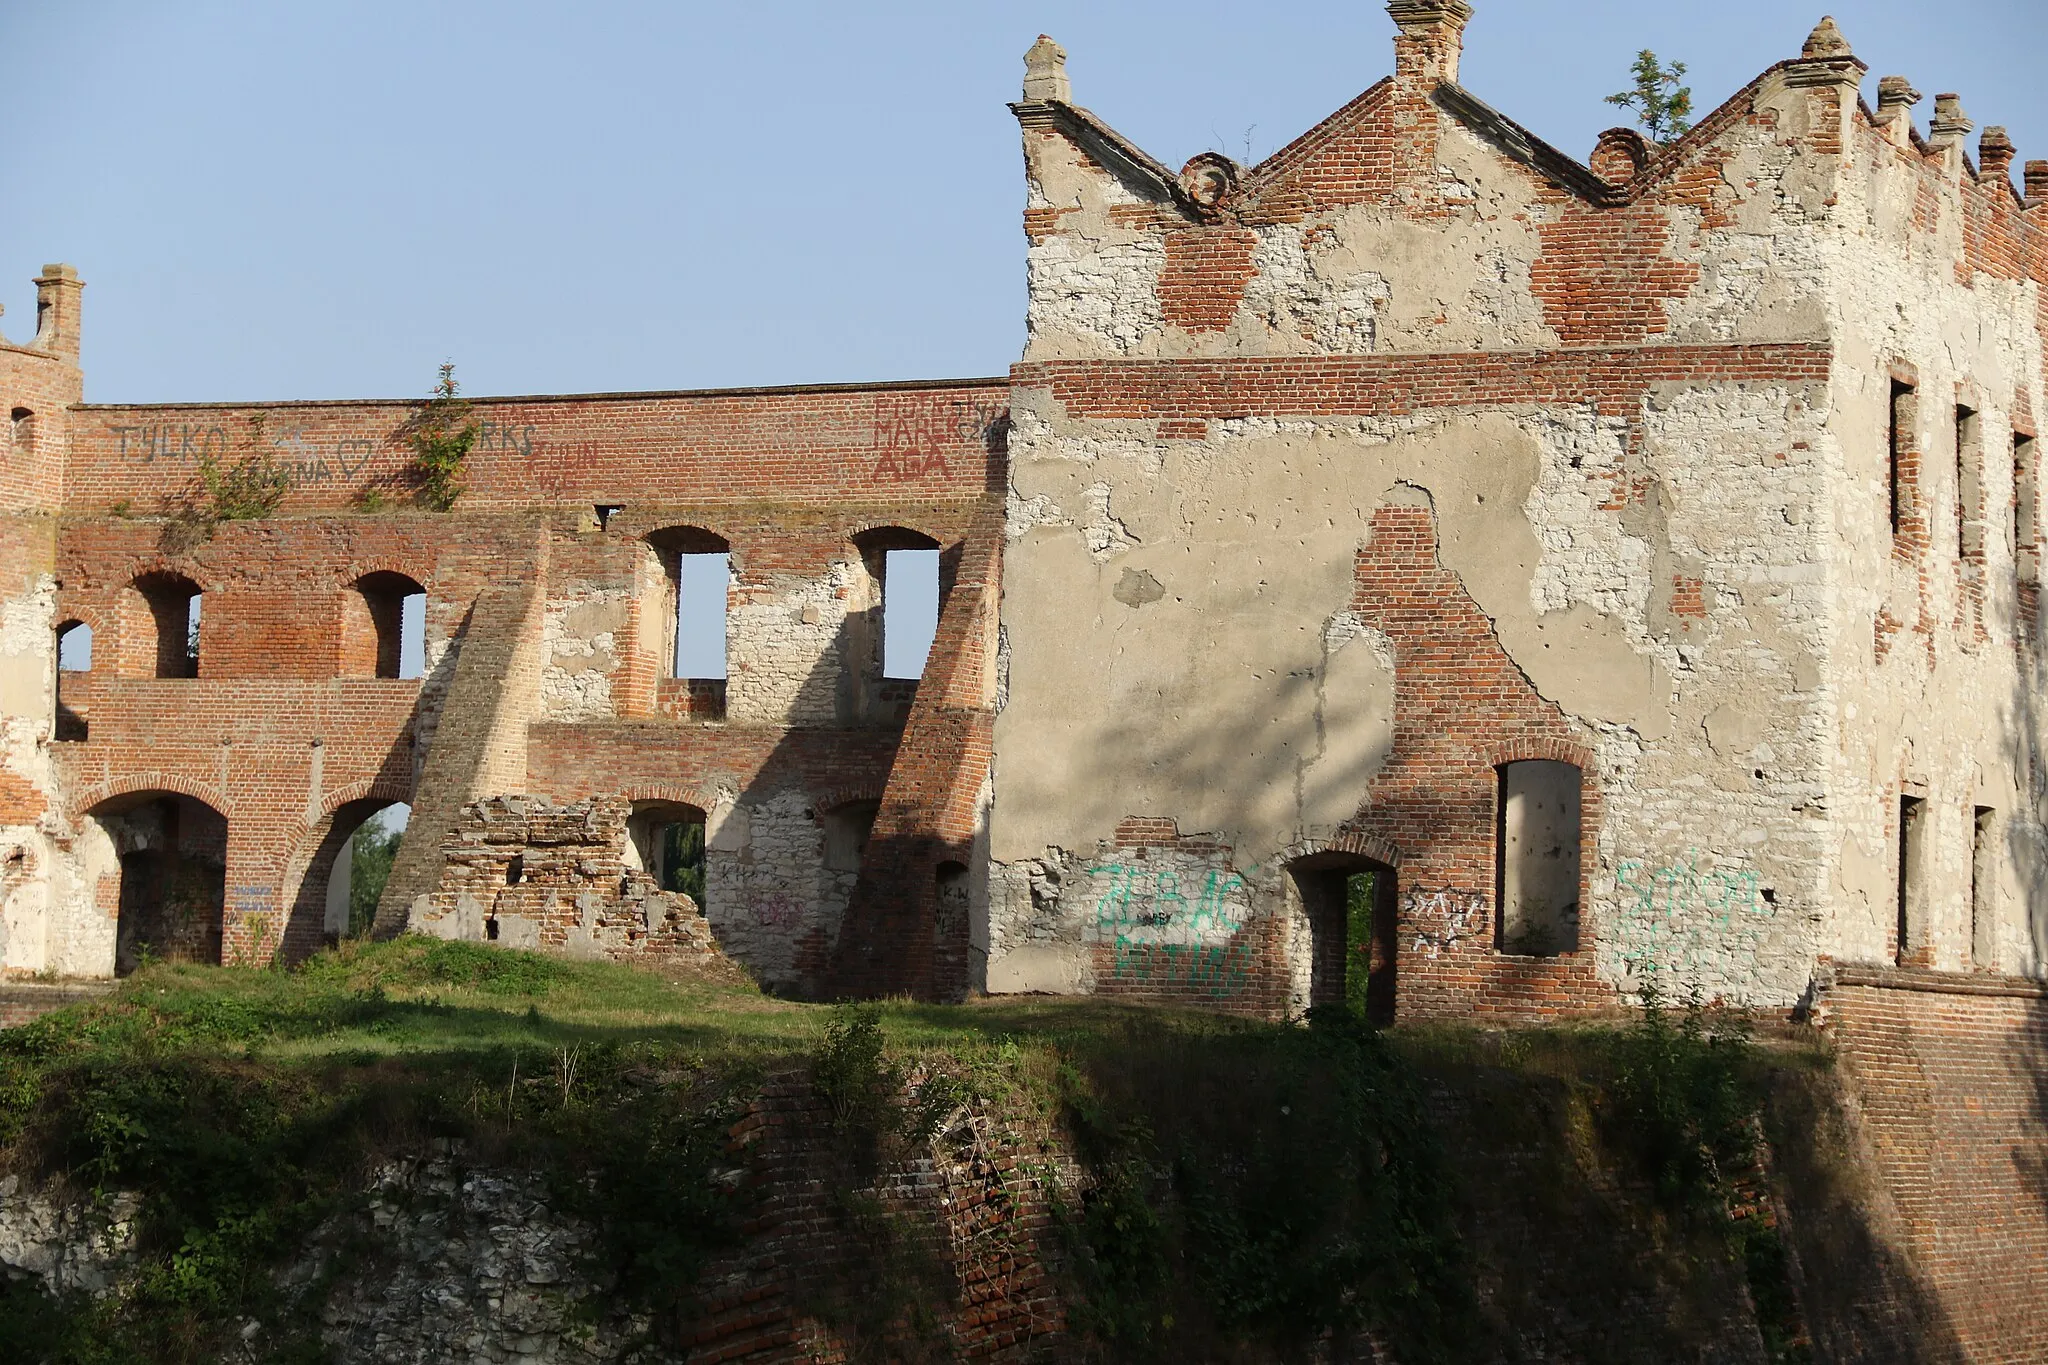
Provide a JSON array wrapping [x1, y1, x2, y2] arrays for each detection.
[[1816, 118, 2048, 977], [726, 562, 858, 727], [540, 589, 629, 722], [704, 788, 850, 991]]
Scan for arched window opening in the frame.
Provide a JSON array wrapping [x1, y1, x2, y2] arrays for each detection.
[[90, 792, 228, 974], [625, 800, 706, 903], [322, 801, 410, 943], [54, 620, 91, 741], [1292, 855, 1397, 1025], [823, 799, 880, 872], [348, 572, 426, 679], [134, 573, 201, 678], [1495, 760, 1582, 956], [10, 407, 32, 453]]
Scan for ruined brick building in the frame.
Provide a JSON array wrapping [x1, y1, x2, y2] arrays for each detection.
[[3, 5, 2047, 1024], [9, 6, 2048, 1349]]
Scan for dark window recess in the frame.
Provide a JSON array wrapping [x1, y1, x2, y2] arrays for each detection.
[[1889, 379, 1916, 536], [134, 574, 201, 678], [1971, 806, 1996, 969], [1897, 794, 1926, 965], [824, 801, 880, 872], [627, 801, 706, 903]]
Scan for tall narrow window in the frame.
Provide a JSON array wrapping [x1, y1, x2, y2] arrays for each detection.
[[1956, 405, 1981, 563], [1495, 760, 1582, 956], [1896, 794, 1926, 965], [2015, 432, 2038, 583], [673, 552, 730, 680], [9, 407, 32, 454], [882, 547, 939, 680], [1971, 806, 1997, 970], [54, 620, 91, 741], [1889, 379, 1916, 537]]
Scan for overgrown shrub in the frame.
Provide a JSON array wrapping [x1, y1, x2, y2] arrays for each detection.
[[159, 414, 292, 551], [1604, 982, 1757, 1210], [1059, 1007, 1473, 1361]]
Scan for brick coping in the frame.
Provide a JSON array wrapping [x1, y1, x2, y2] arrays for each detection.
[[1828, 964, 2048, 1000], [77, 374, 1010, 413]]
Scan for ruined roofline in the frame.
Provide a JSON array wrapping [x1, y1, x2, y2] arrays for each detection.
[[75, 374, 1010, 413], [1241, 78, 1396, 194], [1009, 97, 1189, 209]]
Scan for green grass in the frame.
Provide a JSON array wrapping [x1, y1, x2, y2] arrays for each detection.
[[0, 940, 1823, 1365]]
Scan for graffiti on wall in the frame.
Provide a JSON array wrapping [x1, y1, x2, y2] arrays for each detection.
[[871, 394, 1005, 482], [108, 422, 384, 488], [747, 890, 804, 929], [1405, 888, 1489, 960], [1083, 859, 1255, 994], [1612, 851, 1775, 977]]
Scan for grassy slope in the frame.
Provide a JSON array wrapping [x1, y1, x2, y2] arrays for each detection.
[[0, 940, 1856, 1364]]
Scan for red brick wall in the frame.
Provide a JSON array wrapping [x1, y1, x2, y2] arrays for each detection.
[[1825, 968, 2048, 1363]]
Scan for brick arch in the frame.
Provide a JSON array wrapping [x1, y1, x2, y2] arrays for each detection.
[[846, 521, 945, 551], [70, 773, 234, 822], [616, 783, 718, 817], [123, 559, 210, 591], [1277, 829, 1404, 871], [339, 565, 427, 592], [317, 775, 414, 819], [811, 784, 885, 816], [1481, 737, 1596, 772], [277, 782, 417, 965], [52, 600, 111, 643]]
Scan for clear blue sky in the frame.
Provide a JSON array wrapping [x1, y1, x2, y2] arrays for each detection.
[[2, 0, 2040, 404]]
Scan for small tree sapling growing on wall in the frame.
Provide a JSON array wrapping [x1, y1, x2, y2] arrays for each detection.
[[1606, 49, 1694, 144], [405, 362, 480, 512]]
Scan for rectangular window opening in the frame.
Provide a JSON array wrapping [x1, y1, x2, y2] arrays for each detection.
[[1956, 404, 1981, 562], [1495, 760, 1582, 957], [672, 551, 729, 680], [1972, 805, 1997, 970], [1897, 794, 1925, 965], [398, 593, 426, 679], [882, 547, 939, 680], [1889, 379, 1915, 536], [2016, 432, 2038, 583], [183, 594, 202, 675]]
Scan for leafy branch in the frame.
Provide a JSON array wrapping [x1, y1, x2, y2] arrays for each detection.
[[1606, 49, 1693, 145]]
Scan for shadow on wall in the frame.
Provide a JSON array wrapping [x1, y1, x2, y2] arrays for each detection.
[[721, 528, 962, 998]]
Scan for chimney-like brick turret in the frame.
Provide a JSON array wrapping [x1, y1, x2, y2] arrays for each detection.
[[2024, 160, 2048, 210], [1387, 0, 1473, 89], [1979, 127, 2016, 184], [32, 264, 82, 364]]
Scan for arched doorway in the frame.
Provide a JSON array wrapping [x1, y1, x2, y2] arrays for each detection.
[[87, 791, 228, 974], [322, 801, 411, 943], [280, 797, 411, 960], [1290, 854, 1398, 1025]]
